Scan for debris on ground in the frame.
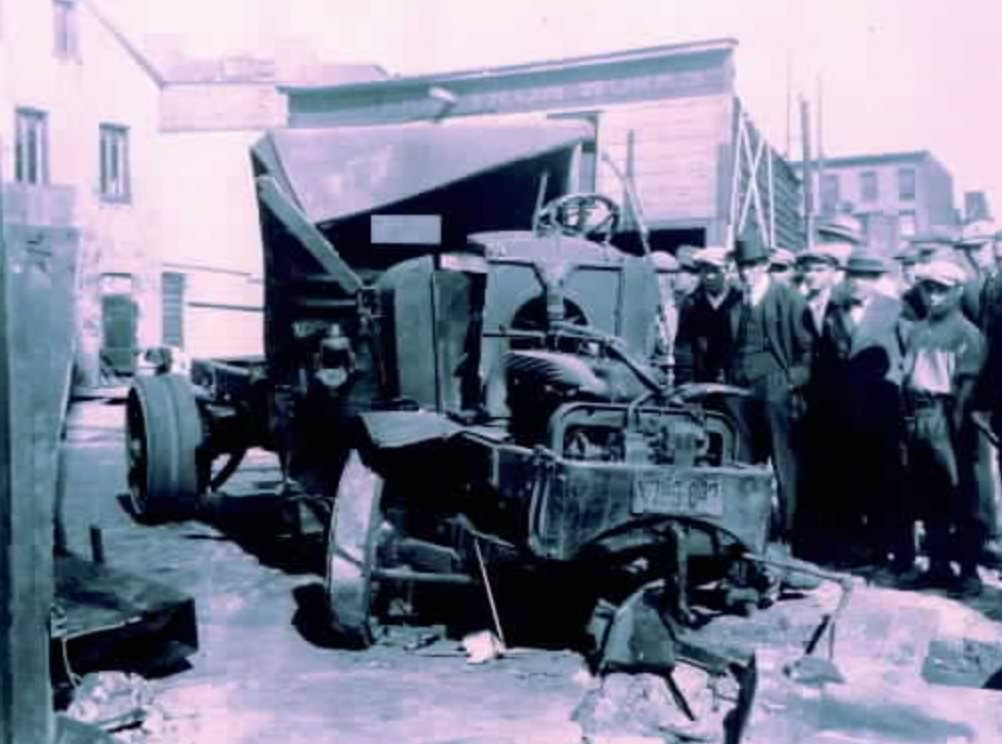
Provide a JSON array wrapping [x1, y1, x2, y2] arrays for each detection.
[[462, 630, 507, 664], [572, 671, 728, 743]]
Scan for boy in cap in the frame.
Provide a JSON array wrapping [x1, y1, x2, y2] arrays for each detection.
[[901, 260, 987, 595], [674, 246, 744, 385], [728, 235, 813, 546], [812, 248, 914, 572]]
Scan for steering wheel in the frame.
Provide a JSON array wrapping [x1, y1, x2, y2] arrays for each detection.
[[533, 193, 621, 244]]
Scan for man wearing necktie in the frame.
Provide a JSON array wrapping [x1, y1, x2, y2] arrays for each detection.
[[727, 236, 813, 548], [794, 246, 847, 557], [811, 249, 914, 574]]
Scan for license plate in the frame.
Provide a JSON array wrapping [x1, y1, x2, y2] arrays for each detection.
[[634, 472, 724, 517]]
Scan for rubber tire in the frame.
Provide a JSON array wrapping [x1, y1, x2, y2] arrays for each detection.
[[125, 374, 203, 523], [325, 450, 385, 648]]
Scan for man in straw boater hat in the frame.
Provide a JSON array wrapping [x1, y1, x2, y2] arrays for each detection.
[[674, 246, 744, 386], [809, 247, 915, 575], [727, 233, 813, 549], [900, 260, 987, 595], [815, 213, 862, 279], [768, 247, 797, 288], [954, 219, 999, 324]]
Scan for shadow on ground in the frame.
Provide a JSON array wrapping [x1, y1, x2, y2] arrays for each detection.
[[116, 490, 328, 577]]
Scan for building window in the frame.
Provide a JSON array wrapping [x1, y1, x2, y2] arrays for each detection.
[[99, 124, 130, 201], [860, 171, 878, 203], [898, 210, 917, 237], [14, 108, 49, 185], [161, 273, 185, 348], [53, 0, 79, 59], [820, 174, 840, 213], [898, 167, 916, 201]]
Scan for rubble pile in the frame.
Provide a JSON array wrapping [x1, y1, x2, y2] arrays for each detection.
[[572, 669, 736, 744]]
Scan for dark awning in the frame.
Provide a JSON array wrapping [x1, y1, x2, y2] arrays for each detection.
[[251, 119, 592, 225]]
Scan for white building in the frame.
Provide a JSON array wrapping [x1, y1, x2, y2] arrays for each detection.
[[0, 0, 385, 388]]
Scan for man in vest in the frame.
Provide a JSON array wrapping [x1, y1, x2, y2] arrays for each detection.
[[728, 235, 814, 547]]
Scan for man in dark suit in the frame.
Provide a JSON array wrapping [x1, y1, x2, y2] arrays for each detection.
[[728, 236, 814, 546], [795, 246, 847, 558], [674, 247, 744, 385], [954, 222, 1002, 569], [813, 249, 914, 574]]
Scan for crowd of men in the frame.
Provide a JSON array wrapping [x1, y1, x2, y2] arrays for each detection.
[[652, 215, 1002, 598]]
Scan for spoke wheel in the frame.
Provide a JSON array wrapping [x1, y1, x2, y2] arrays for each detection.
[[125, 374, 203, 523], [325, 450, 388, 647]]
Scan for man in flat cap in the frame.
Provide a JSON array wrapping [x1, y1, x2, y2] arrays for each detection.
[[797, 247, 843, 338], [811, 248, 914, 573], [795, 246, 850, 554], [673, 245, 703, 300], [674, 246, 744, 386], [727, 235, 813, 547], [901, 260, 987, 595]]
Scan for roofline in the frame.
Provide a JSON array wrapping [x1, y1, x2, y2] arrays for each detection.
[[82, 0, 165, 87], [791, 150, 933, 169], [280, 37, 739, 96]]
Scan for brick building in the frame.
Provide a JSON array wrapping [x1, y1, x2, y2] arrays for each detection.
[[798, 151, 959, 255]]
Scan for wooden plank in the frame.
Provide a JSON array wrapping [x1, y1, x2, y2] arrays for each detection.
[[0, 150, 55, 742], [255, 176, 363, 297]]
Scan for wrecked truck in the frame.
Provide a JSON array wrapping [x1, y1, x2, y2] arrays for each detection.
[[125, 120, 829, 688]]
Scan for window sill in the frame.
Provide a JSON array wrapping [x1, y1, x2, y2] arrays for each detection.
[[99, 195, 132, 206]]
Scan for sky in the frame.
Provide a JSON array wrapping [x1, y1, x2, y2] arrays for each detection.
[[104, 0, 1002, 215]]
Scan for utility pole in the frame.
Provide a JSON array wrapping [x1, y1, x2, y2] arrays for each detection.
[[784, 49, 792, 159], [800, 98, 814, 249], [0, 147, 56, 743], [816, 75, 826, 214]]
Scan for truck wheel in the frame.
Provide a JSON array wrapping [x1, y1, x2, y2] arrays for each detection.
[[125, 374, 203, 523], [325, 450, 386, 647]]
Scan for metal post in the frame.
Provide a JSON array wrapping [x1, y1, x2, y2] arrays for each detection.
[[0, 147, 55, 743]]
